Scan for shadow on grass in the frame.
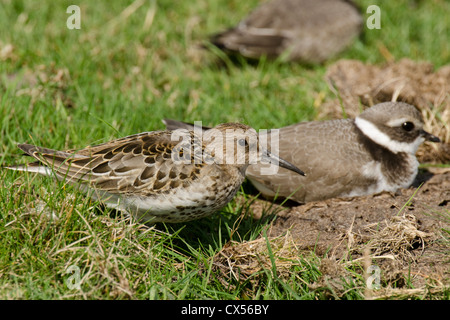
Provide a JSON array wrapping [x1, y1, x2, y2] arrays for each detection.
[[95, 178, 297, 258]]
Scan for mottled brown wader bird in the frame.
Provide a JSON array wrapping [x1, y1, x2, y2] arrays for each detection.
[[6, 123, 305, 223]]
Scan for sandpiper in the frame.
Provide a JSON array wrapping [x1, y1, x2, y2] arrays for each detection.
[[164, 102, 441, 203], [6, 123, 305, 223], [210, 0, 363, 63]]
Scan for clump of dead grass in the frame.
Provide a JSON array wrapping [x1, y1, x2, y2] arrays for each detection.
[[371, 285, 450, 300], [212, 231, 303, 286], [361, 213, 433, 262], [0, 42, 17, 61], [341, 212, 450, 299]]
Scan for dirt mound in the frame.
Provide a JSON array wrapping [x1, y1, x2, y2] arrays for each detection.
[[322, 58, 450, 164]]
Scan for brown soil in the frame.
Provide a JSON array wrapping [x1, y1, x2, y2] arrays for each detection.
[[271, 168, 450, 296], [214, 165, 450, 299], [267, 168, 449, 254]]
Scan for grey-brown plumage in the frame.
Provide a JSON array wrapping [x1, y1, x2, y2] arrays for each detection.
[[211, 0, 363, 63], [164, 102, 441, 203], [6, 123, 304, 223]]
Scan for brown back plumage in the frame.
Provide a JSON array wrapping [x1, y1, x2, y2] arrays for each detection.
[[16, 131, 208, 196], [245, 119, 372, 202]]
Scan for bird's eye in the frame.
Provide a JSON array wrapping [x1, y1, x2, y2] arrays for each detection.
[[238, 138, 247, 147], [402, 122, 415, 132]]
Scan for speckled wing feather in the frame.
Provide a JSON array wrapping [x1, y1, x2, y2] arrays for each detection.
[[17, 131, 206, 196]]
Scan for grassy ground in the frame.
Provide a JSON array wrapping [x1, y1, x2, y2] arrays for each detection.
[[0, 0, 448, 299]]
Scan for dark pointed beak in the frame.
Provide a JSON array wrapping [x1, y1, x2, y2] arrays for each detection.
[[421, 130, 441, 143], [261, 150, 305, 176]]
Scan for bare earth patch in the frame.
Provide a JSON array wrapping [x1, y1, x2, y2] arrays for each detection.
[[214, 163, 450, 299]]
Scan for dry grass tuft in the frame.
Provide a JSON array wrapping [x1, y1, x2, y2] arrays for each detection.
[[372, 285, 450, 300], [212, 231, 302, 285], [361, 213, 433, 262]]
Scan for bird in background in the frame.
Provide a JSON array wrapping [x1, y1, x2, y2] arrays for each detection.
[[210, 0, 363, 63]]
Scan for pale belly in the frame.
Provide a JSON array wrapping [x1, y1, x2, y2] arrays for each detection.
[[91, 174, 244, 224]]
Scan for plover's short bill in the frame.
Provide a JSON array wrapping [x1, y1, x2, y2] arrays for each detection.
[[164, 102, 441, 203], [211, 0, 363, 63], [6, 123, 305, 223]]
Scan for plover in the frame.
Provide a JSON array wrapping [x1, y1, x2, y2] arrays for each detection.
[[164, 102, 441, 203], [6, 123, 305, 223], [210, 0, 363, 63]]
